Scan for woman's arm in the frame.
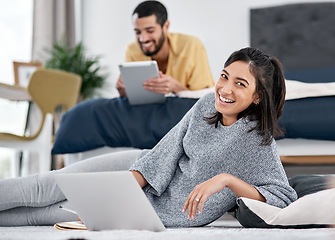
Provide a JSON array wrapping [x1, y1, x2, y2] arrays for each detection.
[[129, 101, 196, 196], [182, 173, 265, 219]]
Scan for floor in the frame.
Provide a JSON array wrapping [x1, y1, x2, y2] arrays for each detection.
[[0, 218, 334, 240], [0, 152, 334, 240]]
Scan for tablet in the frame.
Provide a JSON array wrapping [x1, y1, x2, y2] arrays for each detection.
[[119, 61, 166, 105]]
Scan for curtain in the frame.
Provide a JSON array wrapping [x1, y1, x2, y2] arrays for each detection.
[[31, 0, 76, 62]]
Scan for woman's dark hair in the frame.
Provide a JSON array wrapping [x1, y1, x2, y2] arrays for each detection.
[[206, 47, 286, 145], [133, 1, 168, 27]]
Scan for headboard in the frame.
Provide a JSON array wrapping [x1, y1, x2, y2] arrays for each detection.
[[250, 2, 335, 83], [250, 2, 335, 144]]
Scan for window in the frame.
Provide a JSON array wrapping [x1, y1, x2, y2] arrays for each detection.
[[0, 0, 33, 84], [0, 0, 33, 178]]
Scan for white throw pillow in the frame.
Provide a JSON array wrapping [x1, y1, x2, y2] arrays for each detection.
[[237, 188, 335, 227]]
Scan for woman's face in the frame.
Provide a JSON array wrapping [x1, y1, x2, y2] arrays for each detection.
[[215, 60, 259, 126]]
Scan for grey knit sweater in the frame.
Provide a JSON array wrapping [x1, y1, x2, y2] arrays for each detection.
[[130, 92, 297, 227]]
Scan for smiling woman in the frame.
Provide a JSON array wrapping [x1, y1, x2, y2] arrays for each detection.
[[215, 61, 259, 126], [0, 47, 297, 229]]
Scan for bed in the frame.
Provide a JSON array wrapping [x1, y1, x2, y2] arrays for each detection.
[[53, 2, 335, 166], [250, 2, 335, 164]]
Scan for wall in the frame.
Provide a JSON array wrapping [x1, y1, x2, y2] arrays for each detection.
[[81, 0, 331, 98]]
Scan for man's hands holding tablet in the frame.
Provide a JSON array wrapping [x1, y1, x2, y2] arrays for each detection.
[[117, 71, 187, 97], [143, 71, 187, 94]]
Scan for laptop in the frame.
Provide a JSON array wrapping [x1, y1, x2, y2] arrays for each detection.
[[119, 61, 166, 105], [54, 171, 166, 232]]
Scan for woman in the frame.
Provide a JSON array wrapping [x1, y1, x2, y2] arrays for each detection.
[[0, 47, 297, 227]]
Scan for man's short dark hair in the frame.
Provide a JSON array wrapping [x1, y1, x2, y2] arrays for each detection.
[[133, 1, 168, 27]]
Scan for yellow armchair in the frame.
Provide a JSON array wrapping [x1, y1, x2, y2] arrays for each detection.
[[0, 69, 81, 177]]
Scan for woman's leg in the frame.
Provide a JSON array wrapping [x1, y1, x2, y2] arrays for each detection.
[[0, 150, 142, 212], [0, 201, 78, 226]]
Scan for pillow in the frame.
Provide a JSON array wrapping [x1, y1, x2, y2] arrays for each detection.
[[235, 189, 335, 228], [285, 80, 335, 100], [232, 175, 335, 228]]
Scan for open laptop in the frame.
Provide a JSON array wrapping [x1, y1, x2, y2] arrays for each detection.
[[54, 171, 165, 232], [119, 61, 166, 105]]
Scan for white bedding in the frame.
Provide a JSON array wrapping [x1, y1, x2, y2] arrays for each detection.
[[174, 80, 335, 100], [285, 80, 335, 100]]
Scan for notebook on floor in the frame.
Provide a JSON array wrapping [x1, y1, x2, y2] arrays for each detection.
[[54, 171, 165, 232]]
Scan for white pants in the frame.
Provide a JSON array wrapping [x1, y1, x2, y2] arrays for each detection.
[[0, 149, 142, 226]]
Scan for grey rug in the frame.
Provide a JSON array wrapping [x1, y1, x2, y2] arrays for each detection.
[[0, 219, 334, 240]]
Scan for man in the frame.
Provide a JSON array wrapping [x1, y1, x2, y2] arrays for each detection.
[[52, 1, 216, 156], [117, 0, 214, 97]]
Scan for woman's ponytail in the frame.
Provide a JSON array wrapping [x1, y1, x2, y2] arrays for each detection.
[[269, 57, 286, 120]]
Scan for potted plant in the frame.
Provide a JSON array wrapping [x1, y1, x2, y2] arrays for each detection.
[[44, 40, 107, 100]]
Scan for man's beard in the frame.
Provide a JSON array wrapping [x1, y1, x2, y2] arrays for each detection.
[[140, 33, 165, 57]]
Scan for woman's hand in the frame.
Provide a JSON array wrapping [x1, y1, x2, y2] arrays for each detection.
[[182, 173, 231, 219], [182, 173, 266, 219], [130, 170, 148, 188]]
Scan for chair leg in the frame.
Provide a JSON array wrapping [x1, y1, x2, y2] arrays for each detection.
[[11, 150, 21, 178]]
